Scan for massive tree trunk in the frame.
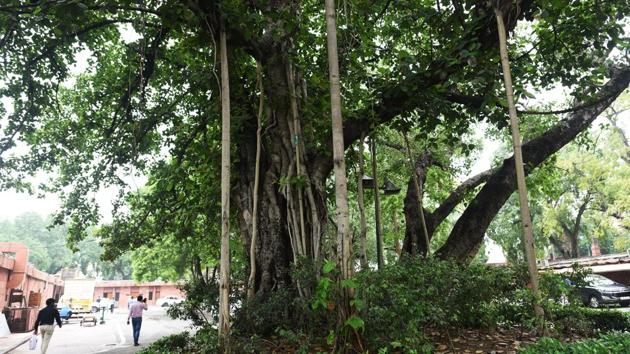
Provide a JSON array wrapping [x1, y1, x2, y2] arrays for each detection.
[[436, 67, 630, 262], [234, 53, 327, 296]]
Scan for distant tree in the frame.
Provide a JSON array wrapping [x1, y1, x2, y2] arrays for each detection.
[[488, 119, 630, 262], [0, 212, 73, 273]]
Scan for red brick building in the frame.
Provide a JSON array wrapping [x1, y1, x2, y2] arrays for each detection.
[[0, 242, 64, 309], [94, 280, 184, 308], [0, 242, 64, 333]]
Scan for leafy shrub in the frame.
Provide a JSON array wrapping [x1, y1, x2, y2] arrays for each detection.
[[138, 332, 193, 354], [167, 278, 219, 327], [520, 331, 630, 353], [139, 328, 219, 354], [232, 287, 323, 337], [549, 306, 630, 335], [354, 257, 529, 351]]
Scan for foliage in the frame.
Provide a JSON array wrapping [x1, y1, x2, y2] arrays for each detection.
[[0, 212, 131, 278], [167, 278, 219, 328], [520, 332, 630, 354], [138, 332, 192, 354], [138, 328, 219, 354], [354, 258, 530, 351], [233, 287, 322, 338], [489, 118, 630, 262], [0, 212, 73, 274], [548, 307, 630, 336], [1, 1, 630, 350]]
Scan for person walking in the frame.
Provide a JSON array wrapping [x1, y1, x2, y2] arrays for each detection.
[[127, 295, 148, 346], [34, 298, 62, 354]]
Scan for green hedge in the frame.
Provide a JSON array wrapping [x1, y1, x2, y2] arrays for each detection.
[[138, 332, 192, 354], [520, 332, 630, 353], [549, 307, 630, 334], [138, 328, 219, 354]]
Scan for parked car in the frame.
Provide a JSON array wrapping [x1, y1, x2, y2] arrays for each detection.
[[91, 298, 116, 313], [156, 296, 184, 307], [577, 274, 630, 308]]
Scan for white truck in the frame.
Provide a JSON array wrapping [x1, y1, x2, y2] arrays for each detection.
[[58, 279, 96, 315]]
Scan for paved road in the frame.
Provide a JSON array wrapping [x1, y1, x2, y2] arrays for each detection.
[[9, 307, 191, 354]]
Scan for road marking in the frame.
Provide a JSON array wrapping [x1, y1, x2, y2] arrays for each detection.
[[89, 320, 128, 354], [114, 319, 126, 346]]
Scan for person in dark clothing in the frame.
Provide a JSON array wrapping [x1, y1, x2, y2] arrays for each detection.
[[34, 298, 62, 354]]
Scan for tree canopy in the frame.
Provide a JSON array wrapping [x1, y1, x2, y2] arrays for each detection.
[[1, 0, 629, 306]]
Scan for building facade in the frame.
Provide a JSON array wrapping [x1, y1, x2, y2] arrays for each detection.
[[0, 242, 64, 309], [94, 280, 184, 308]]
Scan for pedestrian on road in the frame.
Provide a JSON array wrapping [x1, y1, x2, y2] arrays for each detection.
[[127, 295, 148, 346], [34, 298, 62, 354]]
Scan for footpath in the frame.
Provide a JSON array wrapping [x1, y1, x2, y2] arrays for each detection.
[[0, 332, 31, 354]]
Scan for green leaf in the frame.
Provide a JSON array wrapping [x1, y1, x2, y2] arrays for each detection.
[[345, 315, 365, 331], [326, 330, 335, 345], [323, 260, 335, 274], [340, 278, 357, 288]]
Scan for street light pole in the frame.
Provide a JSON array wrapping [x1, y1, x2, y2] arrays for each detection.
[[370, 137, 384, 269]]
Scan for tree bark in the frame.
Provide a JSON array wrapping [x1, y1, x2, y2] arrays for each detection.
[[325, 0, 354, 326], [233, 45, 329, 296], [561, 223, 579, 258], [247, 63, 264, 301], [218, 23, 231, 347], [436, 66, 630, 261], [560, 193, 591, 258], [402, 157, 494, 255], [494, 7, 543, 318], [549, 235, 571, 259], [403, 133, 430, 256]]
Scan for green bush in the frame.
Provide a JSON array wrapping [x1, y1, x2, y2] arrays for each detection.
[[232, 287, 324, 337], [520, 331, 630, 353], [167, 279, 219, 327], [354, 257, 530, 351], [138, 332, 193, 354], [549, 306, 630, 335], [139, 328, 219, 354]]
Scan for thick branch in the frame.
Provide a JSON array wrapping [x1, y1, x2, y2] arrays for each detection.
[[435, 66, 630, 262], [430, 168, 495, 227]]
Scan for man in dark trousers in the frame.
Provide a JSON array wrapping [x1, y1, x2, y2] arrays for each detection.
[[34, 298, 62, 354], [127, 295, 148, 346]]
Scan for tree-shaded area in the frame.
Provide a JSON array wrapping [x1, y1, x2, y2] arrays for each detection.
[[1, 0, 630, 351]]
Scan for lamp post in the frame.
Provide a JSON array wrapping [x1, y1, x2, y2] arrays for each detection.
[[362, 149, 401, 269]]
